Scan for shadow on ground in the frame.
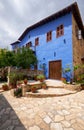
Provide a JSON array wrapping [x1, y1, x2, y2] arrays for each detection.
[[0, 93, 26, 130]]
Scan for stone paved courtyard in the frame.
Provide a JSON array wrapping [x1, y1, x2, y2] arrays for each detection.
[[0, 88, 84, 130]]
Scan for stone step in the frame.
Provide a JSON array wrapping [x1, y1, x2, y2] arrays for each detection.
[[0, 89, 4, 93], [25, 88, 77, 98], [48, 86, 64, 88]]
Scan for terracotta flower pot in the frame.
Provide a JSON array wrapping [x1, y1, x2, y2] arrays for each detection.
[[24, 79, 28, 85], [41, 83, 47, 89], [42, 85, 47, 89], [40, 79, 44, 82], [61, 77, 66, 82], [2, 84, 9, 91], [31, 87, 36, 93]]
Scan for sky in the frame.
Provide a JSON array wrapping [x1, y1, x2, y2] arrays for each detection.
[[0, 0, 84, 50]]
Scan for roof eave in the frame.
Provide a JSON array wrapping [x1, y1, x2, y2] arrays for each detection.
[[12, 2, 84, 42], [11, 40, 21, 45]]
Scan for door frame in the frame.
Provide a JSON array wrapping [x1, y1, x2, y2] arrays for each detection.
[[49, 60, 62, 79]]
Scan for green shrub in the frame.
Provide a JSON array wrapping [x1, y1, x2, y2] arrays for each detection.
[[76, 74, 84, 83], [9, 72, 25, 88], [14, 87, 22, 97], [37, 74, 45, 80], [9, 73, 17, 88]]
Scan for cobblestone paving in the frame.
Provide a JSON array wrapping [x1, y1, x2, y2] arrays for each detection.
[[0, 90, 84, 130]]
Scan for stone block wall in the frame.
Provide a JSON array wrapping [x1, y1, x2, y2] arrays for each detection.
[[72, 15, 84, 77], [9, 67, 43, 77]]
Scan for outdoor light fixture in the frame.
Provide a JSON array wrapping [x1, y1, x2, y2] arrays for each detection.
[[63, 39, 66, 44], [54, 52, 56, 57]]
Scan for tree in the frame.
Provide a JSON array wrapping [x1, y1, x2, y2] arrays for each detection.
[[0, 48, 37, 69], [5, 51, 16, 66], [0, 49, 6, 67], [15, 47, 37, 69], [0, 49, 16, 67]]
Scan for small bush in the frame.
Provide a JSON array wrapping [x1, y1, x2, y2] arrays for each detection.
[[9, 73, 18, 88], [37, 74, 45, 82], [9, 72, 26, 88], [75, 74, 84, 84], [14, 87, 22, 97]]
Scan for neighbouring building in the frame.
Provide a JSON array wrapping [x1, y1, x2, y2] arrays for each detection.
[[11, 2, 84, 81]]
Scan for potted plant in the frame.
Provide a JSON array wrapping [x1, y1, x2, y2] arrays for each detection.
[[14, 87, 22, 97], [9, 73, 18, 88], [31, 85, 37, 93], [2, 84, 9, 91], [62, 64, 72, 83], [41, 82, 47, 89], [17, 80, 23, 86], [37, 74, 45, 82], [61, 77, 66, 82], [34, 75, 38, 81], [23, 78, 28, 85]]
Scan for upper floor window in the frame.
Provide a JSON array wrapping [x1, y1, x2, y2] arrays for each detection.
[[46, 31, 52, 42], [35, 37, 39, 46], [56, 25, 64, 38], [26, 42, 32, 48]]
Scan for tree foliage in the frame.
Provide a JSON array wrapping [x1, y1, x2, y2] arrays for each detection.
[[15, 48, 37, 69], [0, 49, 15, 67], [0, 48, 37, 69]]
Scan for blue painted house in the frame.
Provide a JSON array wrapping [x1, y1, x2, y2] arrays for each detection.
[[11, 2, 84, 81]]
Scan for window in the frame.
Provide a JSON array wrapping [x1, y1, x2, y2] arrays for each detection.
[[81, 56, 84, 63], [56, 25, 64, 38], [35, 37, 39, 46], [46, 31, 52, 42], [26, 42, 32, 48]]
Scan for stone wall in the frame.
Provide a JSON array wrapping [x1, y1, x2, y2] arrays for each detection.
[[7, 67, 43, 86], [72, 15, 84, 77], [9, 67, 43, 78]]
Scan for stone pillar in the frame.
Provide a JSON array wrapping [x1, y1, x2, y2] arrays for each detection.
[[10, 89, 15, 96], [22, 85, 27, 96], [8, 67, 11, 87]]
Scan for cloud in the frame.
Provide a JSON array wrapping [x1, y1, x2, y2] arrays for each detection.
[[0, 0, 84, 49]]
